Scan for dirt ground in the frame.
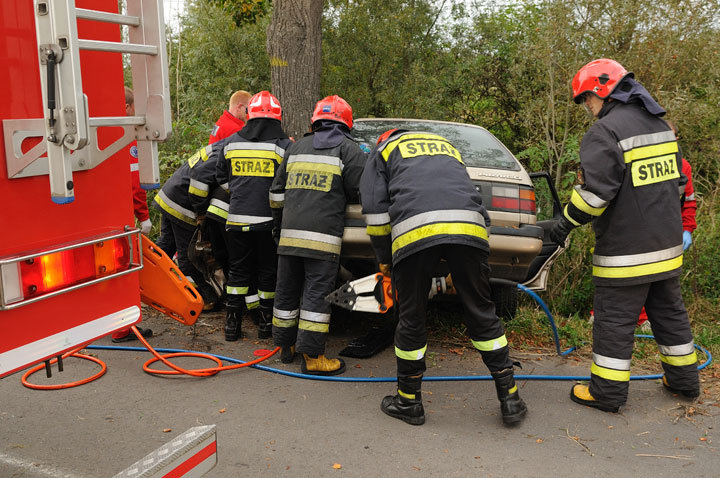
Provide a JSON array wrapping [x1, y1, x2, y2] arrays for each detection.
[[1, 305, 718, 477]]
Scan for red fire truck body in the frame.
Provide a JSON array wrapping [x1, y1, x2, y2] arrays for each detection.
[[0, 0, 170, 378]]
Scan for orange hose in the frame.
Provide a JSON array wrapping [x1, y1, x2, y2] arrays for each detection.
[[132, 326, 279, 377], [21, 347, 107, 390], [20, 326, 279, 389]]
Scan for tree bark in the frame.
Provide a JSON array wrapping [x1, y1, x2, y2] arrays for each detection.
[[266, 0, 323, 140]]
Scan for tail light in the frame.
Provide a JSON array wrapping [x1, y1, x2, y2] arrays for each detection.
[[0, 230, 141, 309], [490, 184, 536, 214]]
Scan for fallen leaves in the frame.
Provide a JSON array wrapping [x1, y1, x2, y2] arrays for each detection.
[[536, 438, 543, 444], [163, 428, 172, 433], [332, 463, 342, 469], [448, 348, 464, 355], [219, 408, 226, 413]]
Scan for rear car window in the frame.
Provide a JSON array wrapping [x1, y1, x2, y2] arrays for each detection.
[[352, 119, 520, 171]]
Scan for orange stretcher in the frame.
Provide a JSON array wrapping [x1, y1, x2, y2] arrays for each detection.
[[138, 235, 204, 325]]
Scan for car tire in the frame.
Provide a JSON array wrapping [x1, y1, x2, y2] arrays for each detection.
[[491, 284, 518, 320]]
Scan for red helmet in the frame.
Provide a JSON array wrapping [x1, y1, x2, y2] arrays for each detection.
[[247, 91, 282, 121], [377, 128, 399, 145], [571, 59, 632, 104], [311, 95, 353, 129]]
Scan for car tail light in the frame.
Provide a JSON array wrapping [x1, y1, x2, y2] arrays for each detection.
[[0, 230, 141, 309], [490, 184, 536, 214]]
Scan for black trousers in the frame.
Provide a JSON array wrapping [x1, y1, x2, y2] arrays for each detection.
[[156, 214, 204, 288], [226, 230, 277, 312], [272, 255, 338, 356], [590, 276, 699, 407], [393, 244, 513, 395]]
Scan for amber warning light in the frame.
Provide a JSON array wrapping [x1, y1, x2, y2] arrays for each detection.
[[0, 230, 142, 310]]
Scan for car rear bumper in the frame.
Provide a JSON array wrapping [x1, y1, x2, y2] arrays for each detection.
[[341, 223, 543, 282]]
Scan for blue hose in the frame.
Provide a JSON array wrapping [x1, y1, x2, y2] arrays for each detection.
[[87, 281, 712, 382]]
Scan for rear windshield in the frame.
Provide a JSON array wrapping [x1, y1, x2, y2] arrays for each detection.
[[351, 119, 520, 171]]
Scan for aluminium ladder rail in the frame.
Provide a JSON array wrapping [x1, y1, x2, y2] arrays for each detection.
[[2, 0, 171, 203]]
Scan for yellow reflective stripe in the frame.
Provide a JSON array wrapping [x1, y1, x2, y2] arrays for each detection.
[[270, 200, 284, 208], [623, 142, 678, 163], [570, 189, 606, 216], [508, 385, 517, 394], [392, 223, 488, 254], [226, 286, 249, 295], [286, 161, 341, 175], [660, 351, 697, 367], [593, 255, 682, 279], [591, 362, 631, 382], [246, 302, 259, 310], [395, 345, 427, 361], [563, 205, 582, 226], [226, 149, 283, 162], [188, 185, 209, 198], [279, 237, 342, 254], [299, 320, 330, 333], [207, 205, 228, 219], [366, 224, 391, 236], [397, 389, 416, 400], [273, 317, 298, 328], [471, 335, 508, 351], [154, 194, 196, 225], [258, 290, 275, 299]]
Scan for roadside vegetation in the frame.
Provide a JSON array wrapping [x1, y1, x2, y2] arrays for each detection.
[[152, 0, 720, 364]]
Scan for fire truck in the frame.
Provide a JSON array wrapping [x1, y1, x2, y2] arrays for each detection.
[[0, 0, 172, 379]]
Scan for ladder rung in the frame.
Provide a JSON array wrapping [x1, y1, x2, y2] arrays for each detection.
[[78, 39, 157, 56], [89, 116, 145, 127], [75, 8, 140, 27]]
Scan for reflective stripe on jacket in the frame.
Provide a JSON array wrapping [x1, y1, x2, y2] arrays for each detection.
[[360, 131, 490, 265], [563, 101, 686, 286], [188, 139, 232, 223], [270, 134, 365, 262], [216, 132, 292, 232], [153, 160, 197, 227]]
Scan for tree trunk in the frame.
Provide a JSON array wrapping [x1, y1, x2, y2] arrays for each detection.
[[266, 0, 323, 140]]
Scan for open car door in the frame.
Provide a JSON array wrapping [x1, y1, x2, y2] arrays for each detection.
[[522, 172, 567, 291]]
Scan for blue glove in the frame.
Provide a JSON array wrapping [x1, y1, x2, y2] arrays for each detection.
[[682, 230, 692, 251]]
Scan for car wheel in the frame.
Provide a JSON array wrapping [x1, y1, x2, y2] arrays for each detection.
[[491, 284, 518, 320]]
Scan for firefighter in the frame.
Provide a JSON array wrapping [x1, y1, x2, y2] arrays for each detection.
[[206, 89, 260, 316], [153, 147, 217, 311], [270, 95, 366, 374], [360, 129, 527, 426], [209, 90, 251, 144], [549, 59, 700, 412], [112, 86, 152, 343], [216, 91, 292, 341]]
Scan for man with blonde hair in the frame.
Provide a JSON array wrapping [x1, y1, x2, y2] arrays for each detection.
[[209, 90, 252, 144]]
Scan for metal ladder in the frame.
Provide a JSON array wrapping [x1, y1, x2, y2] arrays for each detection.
[[2, 0, 171, 204]]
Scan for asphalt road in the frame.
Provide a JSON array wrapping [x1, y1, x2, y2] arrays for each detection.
[[1, 307, 717, 477]]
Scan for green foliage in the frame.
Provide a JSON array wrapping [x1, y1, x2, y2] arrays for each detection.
[[206, 0, 270, 26]]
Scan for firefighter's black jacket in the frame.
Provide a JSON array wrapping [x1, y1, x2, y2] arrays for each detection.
[[360, 131, 490, 265], [153, 147, 210, 229], [216, 120, 292, 232], [270, 123, 366, 262], [188, 138, 231, 223], [562, 100, 687, 286]]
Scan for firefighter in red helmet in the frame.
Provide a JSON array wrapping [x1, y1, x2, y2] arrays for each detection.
[[216, 91, 292, 341], [550, 59, 700, 412], [269, 95, 366, 373]]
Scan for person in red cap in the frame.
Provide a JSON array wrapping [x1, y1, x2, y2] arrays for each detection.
[[550, 59, 699, 412], [216, 91, 292, 342], [269, 95, 366, 374]]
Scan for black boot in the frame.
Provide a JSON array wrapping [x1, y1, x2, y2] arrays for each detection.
[[258, 307, 272, 339], [381, 391, 425, 426], [247, 307, 261, 325], [224, 310, 242, 341], [491, 368, 528, 426]]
